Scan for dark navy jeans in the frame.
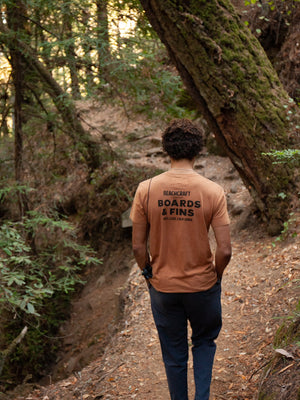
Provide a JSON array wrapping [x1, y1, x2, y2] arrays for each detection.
[[149, 281, 222, 400]]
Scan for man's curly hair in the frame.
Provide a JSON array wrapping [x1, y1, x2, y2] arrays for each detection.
[[162, 119, 204, 160]]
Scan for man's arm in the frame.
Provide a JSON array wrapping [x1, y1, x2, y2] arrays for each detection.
[[132, 222, 150, 271], [212, 224, 232, 280]]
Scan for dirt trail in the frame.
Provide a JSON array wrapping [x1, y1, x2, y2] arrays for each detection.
[[7, 107, 299, 400], [22, 222, 299, 400]]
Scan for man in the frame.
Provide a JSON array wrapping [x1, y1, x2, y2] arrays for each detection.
[[130, 119, 231, 400]]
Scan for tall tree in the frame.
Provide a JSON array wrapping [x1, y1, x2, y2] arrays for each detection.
[[0, 9, 101, 170], [61, 1, 81, 99], [6, 0, 30, 215], [140, 0, 299, 234], [96, 0, 111, 83]]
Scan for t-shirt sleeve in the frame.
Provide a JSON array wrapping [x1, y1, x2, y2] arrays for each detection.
[[211, 189, 230, 227], [130, 182, 148, 224]]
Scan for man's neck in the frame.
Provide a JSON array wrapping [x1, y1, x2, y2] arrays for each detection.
[[170, 158, 195, 170]]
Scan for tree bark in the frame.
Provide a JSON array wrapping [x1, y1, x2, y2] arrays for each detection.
[[140, 0, 299, 234], [62, 3, 81, 100], [81, 9, 96, 89], [0, 89, 11, 137], [96, 0, 111, 83], [6, 0, 30, 216], [0, 20, 100, 170]]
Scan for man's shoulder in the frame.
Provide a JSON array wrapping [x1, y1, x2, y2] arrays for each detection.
[[140, 171, 169, 185], [138, 172, 225, 195], [136, 174, 164, 192], [196, 174, 225, 193]]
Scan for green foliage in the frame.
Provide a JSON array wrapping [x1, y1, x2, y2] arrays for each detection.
[[1, 0, 192, 143], [0, 183, 102, 384], [263, 149, 300, 165], [244, 0, 259, 5], [0, 182, 32, 203], [1, 291, 71, 384], [271, 212, 298, 246], [244, 0, 299, 13], [98, 33, 191, 119], [0, 210, 101, 317]]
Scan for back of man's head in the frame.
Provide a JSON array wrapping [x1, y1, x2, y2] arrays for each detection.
[[162, 119, 204, 160]]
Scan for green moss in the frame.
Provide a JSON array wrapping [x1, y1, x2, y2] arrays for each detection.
[[273, 304, 300, 348], [257, 304, 300, 399], [258, 392, 276, 400], [231, 62, 246, 83]]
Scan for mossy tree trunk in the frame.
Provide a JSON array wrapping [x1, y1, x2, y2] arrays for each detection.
[[140, 0, 299, 234]]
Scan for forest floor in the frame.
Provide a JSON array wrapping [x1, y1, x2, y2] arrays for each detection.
[[3, 104, 299, 400]]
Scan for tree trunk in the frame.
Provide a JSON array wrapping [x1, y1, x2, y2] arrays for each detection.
[[0, 96, 11, 137], [140, 0, 299, 234], [96, 0, 111, 83], [62, 3, 81, 100], [6, 0, 30, 216], [81, 9, 96, 89], [0, 21, 101, 170]]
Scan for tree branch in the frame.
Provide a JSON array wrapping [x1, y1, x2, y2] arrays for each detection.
[[0, 326, 28, 376]]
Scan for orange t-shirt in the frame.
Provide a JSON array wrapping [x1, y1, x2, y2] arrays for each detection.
[[130, 170, 230, 293]]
